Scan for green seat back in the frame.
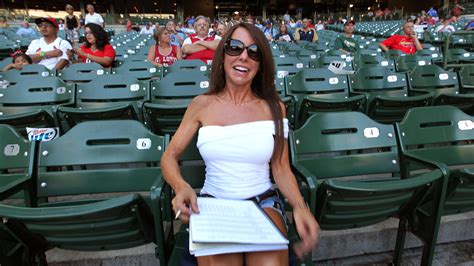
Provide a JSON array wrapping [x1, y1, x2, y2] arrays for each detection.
[[354, 54, 395, 71], [397, 106, 474, 215], [395, 55, 432, 73], [274, 56, 304, 76], [309, 55, 354, 71], [350, 67, 408, 98], [409, 65, 460, 96], [459, 65, 474, 91], [144, 71, 209, 135], [112, 60, 161, 81], [58, 62, 109, 83], [162, 59, 209, 77], [1, 64, 54, 84]]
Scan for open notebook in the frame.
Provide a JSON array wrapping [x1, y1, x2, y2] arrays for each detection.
[[189, 197, 289, 257]]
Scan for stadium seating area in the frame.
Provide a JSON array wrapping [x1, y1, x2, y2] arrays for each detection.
[[1, 21, 473, 265]]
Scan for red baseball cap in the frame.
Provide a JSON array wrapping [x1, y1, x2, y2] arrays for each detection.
[[35, 17, 59, 28], [345, 20, 356, 26]]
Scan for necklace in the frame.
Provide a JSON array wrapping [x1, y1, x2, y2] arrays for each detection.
[[216, 95, 260, 106], [158, 45, 171, 56]]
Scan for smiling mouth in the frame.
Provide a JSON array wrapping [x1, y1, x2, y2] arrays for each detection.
[[233, 66, 249, 73]]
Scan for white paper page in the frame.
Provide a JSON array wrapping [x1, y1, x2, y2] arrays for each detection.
[[190, 197, 288, 245]]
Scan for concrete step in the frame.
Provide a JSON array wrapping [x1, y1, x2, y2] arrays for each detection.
[[44, 211, 474, 265]]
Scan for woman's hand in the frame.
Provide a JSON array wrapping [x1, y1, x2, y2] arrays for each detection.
[[172, 184, 200, 224], [292, 205, 320, 259], [13, 63, 24, 70], [74, 47, 85, 57]]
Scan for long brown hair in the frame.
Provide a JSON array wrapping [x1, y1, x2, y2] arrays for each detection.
[[208, 23, 284, 161]]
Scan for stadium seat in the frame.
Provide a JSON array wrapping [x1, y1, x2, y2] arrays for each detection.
[[0, 77, 74, 136], [354, 54, 395, 71], [58, 62, 109, 83], [143, 71, 209, 135], [309, 55, 354, 71], [395, 54, 432, 73], [56, 75, 148, 132], [274, 56, 305, 76], [446, 48, 474, 65], [1, 64, 55, 85], [397, 106, 473, 216], [0, 120, 168, 265], [162, 59, 209, 77], [458, 65, 474, 92], [409, 65, 474, 114], [290, 112, 447, 266], [0, 124, 35, 203], [286, 68, 366, 128], [350, 67, 432, 123], [112, 60, 161, 81]]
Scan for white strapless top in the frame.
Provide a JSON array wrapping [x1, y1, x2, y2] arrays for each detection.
[[197, 119, 289, 199]]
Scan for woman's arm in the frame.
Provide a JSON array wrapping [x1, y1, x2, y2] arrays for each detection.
[[271, 102, 320, 258], [176, 46, 183, 60], [161, 95, 208, 223]]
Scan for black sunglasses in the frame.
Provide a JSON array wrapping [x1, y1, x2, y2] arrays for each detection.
[[224, 39, 261, 61]]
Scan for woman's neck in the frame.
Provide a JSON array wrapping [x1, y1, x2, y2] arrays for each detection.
[[159, 42, 170, 48], [220, 84, 255, 105]]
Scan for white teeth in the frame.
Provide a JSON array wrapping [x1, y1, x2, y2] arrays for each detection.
[[234, 66, 249, 72]]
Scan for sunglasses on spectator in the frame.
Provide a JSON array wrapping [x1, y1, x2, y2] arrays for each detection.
[[224, 39, 261, 61], [38, 23, 54, 28]]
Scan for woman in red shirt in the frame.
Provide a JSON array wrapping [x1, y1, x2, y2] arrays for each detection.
[[74, 23, 116, 68], [147, 27, 182, 67]]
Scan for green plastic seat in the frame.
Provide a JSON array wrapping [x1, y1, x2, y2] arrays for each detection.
[[447, 48, 474, 64], [286, 68, 366, 128], [162, 59, 210, 77], [274, 56, 305, 77], [350, 67, 432, 123], [409, 65, 474, 114], [56, 74, 148, 132], [0, 77, 74, 136], [1, 64, 55, 85], [291, 112, 447, 265], [143, 71, 209, 135], [395, 55, 432, 73], [0, 124, 35, 203], [385, 49, 402, 60], [458, 65, 474, 92], [58, 63, 109, 83], [0, 120, 168, 265], [112, 60, 161, 81], [354, 54, 395, 71], [397, 105, 474, 216], [309, 55, 354, 71]]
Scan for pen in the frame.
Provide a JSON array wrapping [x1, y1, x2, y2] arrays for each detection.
[[174, 209, 181, 220]]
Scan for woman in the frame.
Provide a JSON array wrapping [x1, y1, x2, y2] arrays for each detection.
[[161, 23, 319, 265], [0, 16, 9, 28], [274, 24, 294, 42], [148, 27, 182, 67], [65, 4, 80, 46], [75, 23, 115, 68]]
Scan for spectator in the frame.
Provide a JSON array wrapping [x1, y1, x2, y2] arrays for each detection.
[[466, 20, 474, 31], [216, 23, 228, 37], [426, 15, 437, 25], [246, 16, 255, 25], [126, 19, 132, 32], [379, 21, 422, 55], [139, 23, 154, 35], [182, 15, 221, 64], [79, 15, 85, 28], [74, 23, 115, 68], [0, 16, 8, 28], [435, 17, 456, 33], [254, 18, 264, 30], [427, 7, 439, 19], [166, 20, 186, 46], [262, 21, 275, 41], [85, 4, 104, 28], [188, 16, 196, 26], [147, 27, 182, 67], [283, 11, 291, 22], [451, 2, 465, 17], [26, 17, 71, 70], [58, 19, 65, 31], [334, 20, 359, 54], [2, 51, 32, 72], [315, 20, 324, 31], [294, 18, 318, 43], [65, 4, 80, 46], [16, 21, 37, 37], [413, 17, 426, 33], [274, 24, 294, 42]]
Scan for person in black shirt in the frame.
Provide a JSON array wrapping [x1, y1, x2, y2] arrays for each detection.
[[65, 4, 80, 46]]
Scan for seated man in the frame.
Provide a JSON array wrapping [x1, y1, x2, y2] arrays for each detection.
[[182, 15, 221, 64], [26, 17, 71, 70], [16, 21, 37, 37], [379, 21, 422, 55], [334, 20, 359, 54], [294, 18, 318, 43]]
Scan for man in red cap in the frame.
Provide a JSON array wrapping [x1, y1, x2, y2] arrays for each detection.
[[379, 21, 422, 55], [334, 20, 359, 54], [26, 17, 72, 70]]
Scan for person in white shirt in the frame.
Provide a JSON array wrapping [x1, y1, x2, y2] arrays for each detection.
[[26, 17, 72, 70], [435, 17, 456, 33], [139, 23, 154, 35], [85, 4, 104, 28]]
